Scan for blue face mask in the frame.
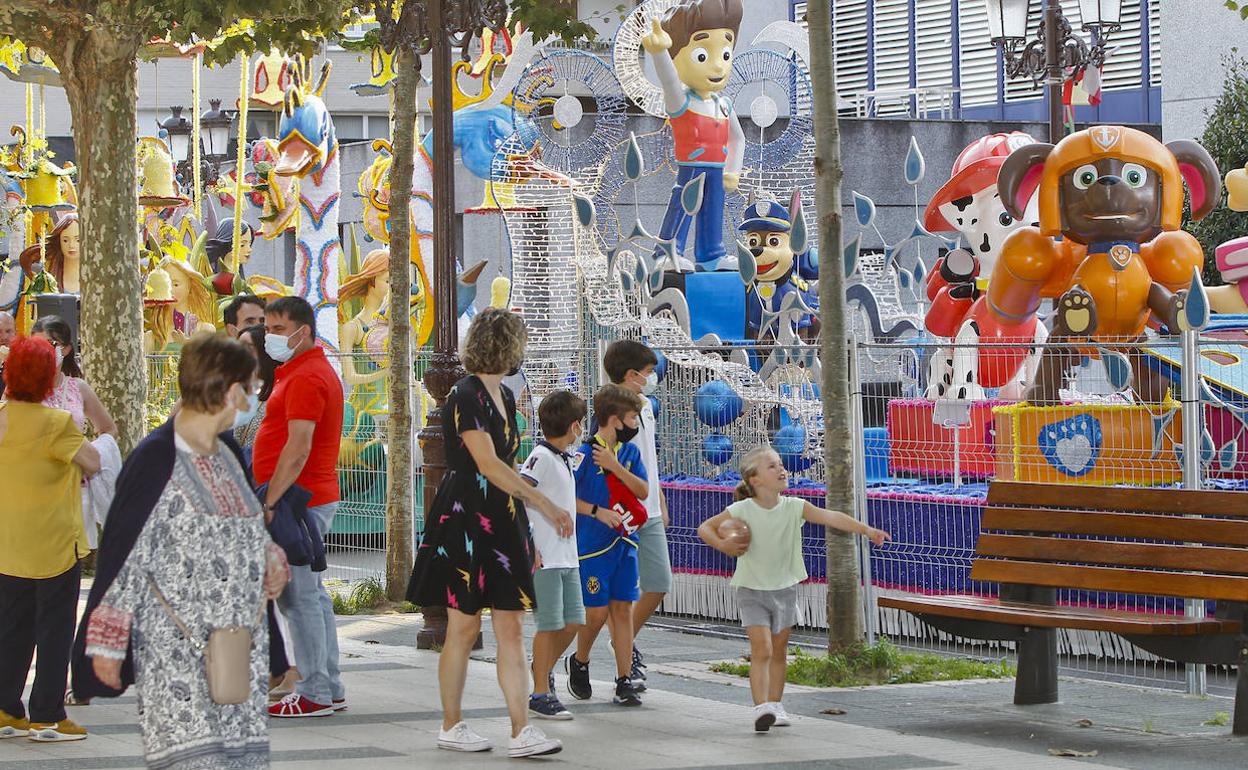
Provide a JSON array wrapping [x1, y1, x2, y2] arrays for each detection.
[[233, 392, 260, 429]]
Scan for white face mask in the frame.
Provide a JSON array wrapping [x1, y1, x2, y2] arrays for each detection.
[[264, 327, 303, 363], [642, 372, 659, 395], [232, 392, 260, 429]]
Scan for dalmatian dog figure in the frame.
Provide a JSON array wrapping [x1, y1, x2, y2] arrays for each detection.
[[922, 132, 1045, 400]]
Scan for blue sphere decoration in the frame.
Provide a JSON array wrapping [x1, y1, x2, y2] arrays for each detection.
[[647, 394, 661, 419], [695, 380, 744, 428], [773, 424, 814, 472], [701, 433, 735, 466]]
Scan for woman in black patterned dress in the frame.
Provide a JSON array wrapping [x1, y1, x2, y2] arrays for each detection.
[[408, 308, 572, 758]]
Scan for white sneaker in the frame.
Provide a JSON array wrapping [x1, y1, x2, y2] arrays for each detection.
[[508, 725, 562, 758], [752, 703, 776, 732], [771, 702, 792, 726], [437, 721, 492, 752]]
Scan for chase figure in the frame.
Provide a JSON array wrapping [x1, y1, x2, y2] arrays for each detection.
[[643, 0, 746, 272], [739, 198, 818, 341]]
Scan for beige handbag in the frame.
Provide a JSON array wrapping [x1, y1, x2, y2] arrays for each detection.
[[148, 576, 253, 705]]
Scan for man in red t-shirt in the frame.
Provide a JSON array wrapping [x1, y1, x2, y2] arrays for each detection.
[[253, 296, 346, 718]]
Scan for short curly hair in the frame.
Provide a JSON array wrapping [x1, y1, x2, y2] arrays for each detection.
[[3, 336, 58, 403], [460, 308, 528, 375]]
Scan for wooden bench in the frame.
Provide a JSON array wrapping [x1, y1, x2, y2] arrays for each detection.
[[878, 481, 1248, 734]]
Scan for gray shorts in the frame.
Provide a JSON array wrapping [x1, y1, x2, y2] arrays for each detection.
[[736, 585, 800, 634], [636, 519, 673, 594], [533, 567, 586, 632]]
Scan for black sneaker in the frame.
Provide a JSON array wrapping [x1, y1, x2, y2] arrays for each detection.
[[612, 676, 642, 707], [565, 654, 591, 701], [528, 693, 573, 721], [631, 646, 647, 681]]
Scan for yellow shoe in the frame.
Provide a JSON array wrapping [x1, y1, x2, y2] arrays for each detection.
[[0, 709, 30, 738], [28, 718, 87, 742]]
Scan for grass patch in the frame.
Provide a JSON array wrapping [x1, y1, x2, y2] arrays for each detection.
[[1204, 711, 1231, 727], [330, 577, 421, 616], [709, 641, 1014, 688]]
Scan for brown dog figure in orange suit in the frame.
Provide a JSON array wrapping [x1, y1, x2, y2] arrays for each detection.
[[960, 126, 1221, 404]]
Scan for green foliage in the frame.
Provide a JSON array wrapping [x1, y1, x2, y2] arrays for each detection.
[[1189, 54, 1248, 286], [1225, 2, 1248, 21], [1204, 711, 1231, 726], [505, 0, 597, 44], [349, 576, 388, 611], [331, 591, 357, 616], [709, 640, 1015, 688]]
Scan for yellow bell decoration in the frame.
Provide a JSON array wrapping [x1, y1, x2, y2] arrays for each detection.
[[1227, 165, 1248, 212]]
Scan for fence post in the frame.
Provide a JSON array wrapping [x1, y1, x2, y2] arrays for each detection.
[[849, 341, 876, 644], [1180, 328, 1207, 696]]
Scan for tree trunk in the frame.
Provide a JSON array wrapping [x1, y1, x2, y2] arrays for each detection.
[[808, 5, 863, 650], [384, 45, 419, 602], [58, 37, 146, 454]]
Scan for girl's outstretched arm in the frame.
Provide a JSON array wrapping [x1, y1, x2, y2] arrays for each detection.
[[802, 502, 890, 547]]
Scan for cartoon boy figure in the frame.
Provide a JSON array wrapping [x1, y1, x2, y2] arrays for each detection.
[[739, 199, 818, 341], [643, 0, 745, 272]]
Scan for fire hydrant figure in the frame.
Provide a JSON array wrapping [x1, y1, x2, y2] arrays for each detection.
[[643, 0, 745, 272]]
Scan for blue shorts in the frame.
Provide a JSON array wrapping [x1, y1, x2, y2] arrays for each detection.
[[578, 540, 640, 607]]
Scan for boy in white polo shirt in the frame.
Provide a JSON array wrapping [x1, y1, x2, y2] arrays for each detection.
[[602, 340, 669, 687], [522, 390, 588, 720]]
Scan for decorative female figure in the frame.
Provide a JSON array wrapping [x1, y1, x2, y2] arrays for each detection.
[[337, 249, 390, 409], [164, 259, 218, 340], [18, 214, 78, 294], [206, 219, 255, 295]]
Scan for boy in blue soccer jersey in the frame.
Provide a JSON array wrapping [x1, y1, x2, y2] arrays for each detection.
[[564, 385, 650, 707]]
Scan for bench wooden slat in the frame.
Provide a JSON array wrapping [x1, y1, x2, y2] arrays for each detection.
[[987, 481, 1248, 517], [981, 508, 1248, 546], [877, 594, 1241, 636], [971, 560, 1248, 602], [976, 534, 1248, 575]]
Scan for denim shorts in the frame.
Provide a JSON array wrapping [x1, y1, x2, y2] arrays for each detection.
[[532, 567, 586, 631], [736, 584, 800, 634]]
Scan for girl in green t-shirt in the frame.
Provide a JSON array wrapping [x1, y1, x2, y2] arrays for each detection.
[[698, 447, 889, 733]]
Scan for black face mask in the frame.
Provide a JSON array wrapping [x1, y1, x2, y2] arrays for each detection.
[[616, 421, 640, 444]]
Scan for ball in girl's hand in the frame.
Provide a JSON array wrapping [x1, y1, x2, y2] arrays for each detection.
[[717, 517, 751, 552]]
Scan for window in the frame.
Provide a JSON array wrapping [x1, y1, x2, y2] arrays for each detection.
[[1147, 0, 1161, 88], [958, 0, 998, 107], [334, 114, 365, 141], [832, 0, 871, 112]]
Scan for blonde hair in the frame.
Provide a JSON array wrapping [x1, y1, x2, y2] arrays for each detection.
[[165, 260, 219, 328], [734, 446, 777, 501], [460, 307, 527, 375]]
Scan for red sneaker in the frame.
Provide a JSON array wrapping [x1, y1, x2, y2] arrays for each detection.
[[268, 694, 334, 718]]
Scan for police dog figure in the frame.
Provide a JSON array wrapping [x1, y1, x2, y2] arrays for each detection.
[[962, 126, 1221, 404], [738, 194, 818, 342]]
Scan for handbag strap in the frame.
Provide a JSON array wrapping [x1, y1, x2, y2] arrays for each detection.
[[146, 574, 204, 652]]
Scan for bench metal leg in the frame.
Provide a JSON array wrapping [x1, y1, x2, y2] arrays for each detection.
[[1014, 627, 1059, 705], [1235, 648, 1248, 736]]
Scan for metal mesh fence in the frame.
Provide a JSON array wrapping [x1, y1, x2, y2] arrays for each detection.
[[141, 331, 1244, 697]]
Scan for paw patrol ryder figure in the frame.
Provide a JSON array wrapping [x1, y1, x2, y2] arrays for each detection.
[[643, 0, 745, 272]]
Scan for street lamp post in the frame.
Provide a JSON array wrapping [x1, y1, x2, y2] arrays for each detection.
[[158, 106, 193, 171], [414, 0, 510, 650], [983, 0, 1122, 143]]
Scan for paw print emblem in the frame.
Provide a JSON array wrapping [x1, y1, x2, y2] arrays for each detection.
[[1038, 414, 1103, 477]]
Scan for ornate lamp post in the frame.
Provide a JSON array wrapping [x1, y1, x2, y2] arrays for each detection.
[[158, 106, 193, 170], [201, 99, 234, 163], [983, 0, 1123, 142], [415, 0, 510, 650]]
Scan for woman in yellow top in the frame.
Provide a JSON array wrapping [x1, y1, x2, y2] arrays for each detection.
[[0, 336, 100, 742]]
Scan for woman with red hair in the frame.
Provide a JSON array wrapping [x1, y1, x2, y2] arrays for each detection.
[[0, 336, 100, 742]]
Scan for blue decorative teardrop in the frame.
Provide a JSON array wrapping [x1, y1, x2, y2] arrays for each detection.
[[853, 192, 875, 228], [625, 132, 645, 181], [905, 136, 925, 186], [573, 194, 595, 227], [843, 234, 861, 280]]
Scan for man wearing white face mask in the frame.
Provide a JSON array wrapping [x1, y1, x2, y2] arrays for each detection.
[[592, 341, 670, 692], [251, 297, 346, 718]]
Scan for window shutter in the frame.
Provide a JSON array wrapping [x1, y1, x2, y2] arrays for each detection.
[[958, 0, 998, 107], [915, 0, 955, 97], [1099, 0, 1144, 92], [1147, 0, 1161, 88], [872, 0, 911, 115], [832, 0, 871, 112]]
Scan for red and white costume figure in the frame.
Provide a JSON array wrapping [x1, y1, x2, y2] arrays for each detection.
[[921, 132, 1045, 400]]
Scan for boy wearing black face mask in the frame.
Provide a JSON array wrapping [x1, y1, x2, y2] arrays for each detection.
[[565, 385, 649, 707]]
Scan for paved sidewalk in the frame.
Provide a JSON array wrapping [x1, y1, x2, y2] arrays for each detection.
[[2, 611, 1243, 769]]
